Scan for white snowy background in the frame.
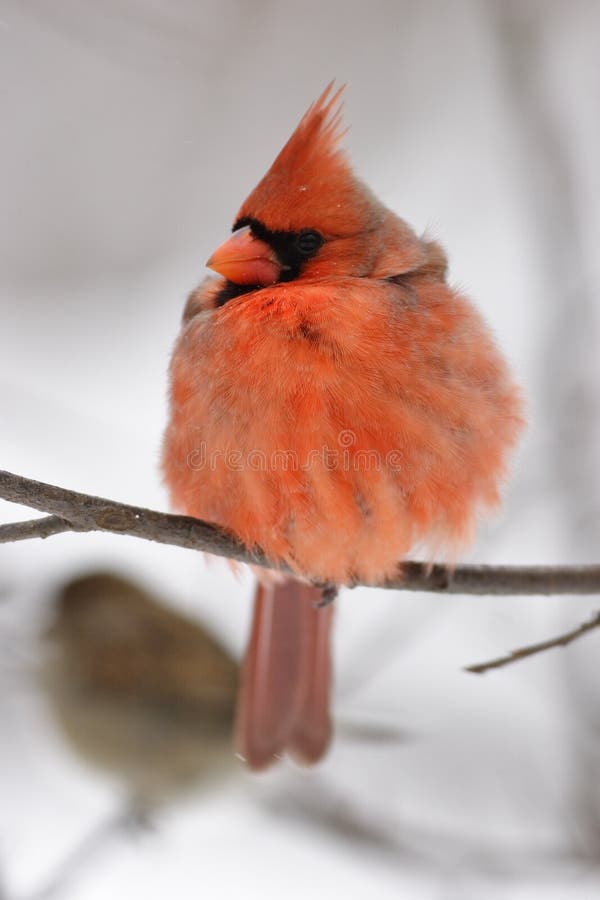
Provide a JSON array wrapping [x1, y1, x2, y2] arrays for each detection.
[[1, 1, 600, 897]]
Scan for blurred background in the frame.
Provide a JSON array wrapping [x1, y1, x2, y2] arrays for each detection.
[[1, 1, 600, 897]]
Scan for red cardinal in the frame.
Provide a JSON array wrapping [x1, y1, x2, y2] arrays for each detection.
[[162, 84, 524, 770]]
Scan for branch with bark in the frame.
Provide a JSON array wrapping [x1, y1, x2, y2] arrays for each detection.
[[465, 610, 600, 674], [2, 469, 600, 595], [2, 468, 600, 672]]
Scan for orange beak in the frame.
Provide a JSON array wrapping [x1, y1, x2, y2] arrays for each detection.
[[206, 225, 281, 286]]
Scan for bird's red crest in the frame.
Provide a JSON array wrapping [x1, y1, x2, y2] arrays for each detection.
[[236, 83, 378, 236], [272, 81, 348, 176]]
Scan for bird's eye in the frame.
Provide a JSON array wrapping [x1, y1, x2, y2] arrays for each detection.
[[296, 229, 323, 257]]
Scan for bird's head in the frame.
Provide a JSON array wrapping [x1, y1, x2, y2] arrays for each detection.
[[206, 83, 426, 295]]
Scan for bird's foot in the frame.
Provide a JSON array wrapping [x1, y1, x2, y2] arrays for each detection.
[[315, 583, 338, 608]]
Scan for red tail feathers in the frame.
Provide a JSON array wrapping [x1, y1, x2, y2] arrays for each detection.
[[234, 578, 334, 770]]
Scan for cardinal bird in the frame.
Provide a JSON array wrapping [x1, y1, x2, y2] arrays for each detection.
[[162, 84, 524, 770]]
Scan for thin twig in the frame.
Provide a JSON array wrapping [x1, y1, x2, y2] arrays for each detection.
[[0, 515, 84, 542], [465, 610, 600, 674], [2, 469, 600, 595]]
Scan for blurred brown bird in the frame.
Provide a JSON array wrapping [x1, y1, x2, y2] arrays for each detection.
[[43, 572, 239, 808]]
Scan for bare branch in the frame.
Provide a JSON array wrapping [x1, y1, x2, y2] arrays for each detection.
[[397, 561, 600, 596], [0, 469, 264, 565], [0, 515, 85, 543], [2, 469, 600, 596], [465, 610, 600, 674]]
